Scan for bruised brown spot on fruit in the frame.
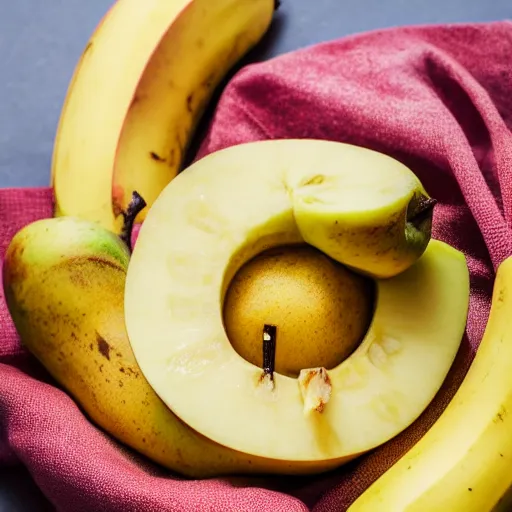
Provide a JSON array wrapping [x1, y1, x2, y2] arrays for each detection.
[[99, 364, 104, 373], [186, 93, 193, 113], [150, 152, 166, 163], [89, 343, 93, 351], [119, 380, 124, 388], [494, 405, 507, 423], [120, 366, 140, 379], [96, 332, 111, 361]]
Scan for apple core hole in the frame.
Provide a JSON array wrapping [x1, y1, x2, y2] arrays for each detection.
[[222, 243, 375, 378]]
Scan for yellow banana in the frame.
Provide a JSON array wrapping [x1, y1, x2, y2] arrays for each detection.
[[348, 256, 512, 512], [51, 0, 276, 234]]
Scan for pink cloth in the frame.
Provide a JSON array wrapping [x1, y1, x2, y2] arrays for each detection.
[[2, 20, 512, 512]]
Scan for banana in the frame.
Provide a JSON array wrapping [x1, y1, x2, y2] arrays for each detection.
[[348, 256, 512, 512], [51, 0, 276, 234]]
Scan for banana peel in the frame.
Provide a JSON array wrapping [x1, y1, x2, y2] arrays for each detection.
[[349, 256, 512, 512], [51, 0, 277, 234]]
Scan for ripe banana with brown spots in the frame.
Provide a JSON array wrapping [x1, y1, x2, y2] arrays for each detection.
[[51, 0, 277, 234]]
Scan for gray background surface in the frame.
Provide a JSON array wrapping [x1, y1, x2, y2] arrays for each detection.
[[0, 0, 510, 510]]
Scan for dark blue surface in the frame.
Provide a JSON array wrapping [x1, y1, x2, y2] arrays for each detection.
[[0, 0, 510, 510]]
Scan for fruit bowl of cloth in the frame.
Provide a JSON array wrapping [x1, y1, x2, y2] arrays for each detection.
[[1, 2, 512, 510]]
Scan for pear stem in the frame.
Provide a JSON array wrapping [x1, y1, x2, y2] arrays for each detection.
[[263, 324, 277, 380], [120, 191, 147, 253], [407, 197, 437, 225]]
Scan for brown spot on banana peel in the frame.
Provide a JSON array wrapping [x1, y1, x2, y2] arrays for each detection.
[[96, 333, 111, 361], [150, 152, 166, 163], [494, 405, 507, 424], [186, 93, 193, 113]]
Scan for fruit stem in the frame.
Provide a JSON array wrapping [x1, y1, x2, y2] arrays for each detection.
[[407, 197, 437, 225], [263, 324, 277, 381], [120, 191, 147, 253]]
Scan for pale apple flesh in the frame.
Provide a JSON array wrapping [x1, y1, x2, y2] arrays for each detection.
[[124, 139, 469, 465]]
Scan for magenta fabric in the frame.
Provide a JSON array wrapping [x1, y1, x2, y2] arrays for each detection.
[[1, 20, 512, 511]]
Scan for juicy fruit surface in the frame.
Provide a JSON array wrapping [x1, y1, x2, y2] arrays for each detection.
[[224, 244, 373, 377], [348, 256, 512, 512], [125, 139, 470, 462], [52, 0, 274, 233], [4, 217, 342, 477]]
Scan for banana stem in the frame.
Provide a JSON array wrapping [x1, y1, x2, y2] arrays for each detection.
[[120, 191, 147, 253], [262, 324, 277, 381]]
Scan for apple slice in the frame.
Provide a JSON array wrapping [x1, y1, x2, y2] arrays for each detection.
[[125, 139, 469, 465]]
